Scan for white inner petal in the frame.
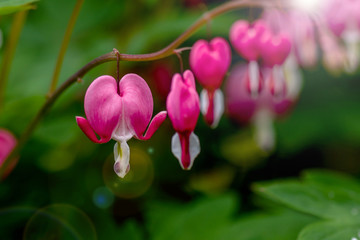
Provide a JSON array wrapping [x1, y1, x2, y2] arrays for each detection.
[[211, 89, 224, 129], [200, 89, 208, 116], [253, 109, 275, 152], [171, 133, 182, 166], [249, 60, 260, 97], [188, 132, 200, 169], [283, 53, 303, 99], [342, 27, 360, 73], [112, 103, 134, 142], [171, 132, 200, 170], [113, 141, 130, 178], [200, 89, 224, 128]]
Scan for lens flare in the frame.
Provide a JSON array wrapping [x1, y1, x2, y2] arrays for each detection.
[[24, 204, 96, 240], [290, 0, 324, 13], [92, 187, 114, 209]]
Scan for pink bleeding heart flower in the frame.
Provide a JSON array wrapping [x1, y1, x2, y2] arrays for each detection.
[[226, 64, 258, 124], [226, 62, 301, 152], [229, 20, 268, 61], [0, 128, 18, 179], [230, 20, 268, 97], [259, 32, 291, 97], [260, 32, 292, 67], [76, 74, 167, 178], [318, 27, 347, 73], [322, 0, 360, 72], [262, 9, 317, 68], [190, 37, 231, 128], [166, 70, 200, 170]]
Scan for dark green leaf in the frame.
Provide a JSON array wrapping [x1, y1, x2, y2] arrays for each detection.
[[254, 179, 360, 221], [147, 194, 238, 240], [298, 221, 360, 240], [0, 0, 39, 15], [217, 210, 315, 240]]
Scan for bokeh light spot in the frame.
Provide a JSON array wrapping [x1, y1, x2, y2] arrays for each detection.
[[147, 147, 154, 154], [37, 148, 74, 172], [103, 147, 154, 198], [92, 187, 114, 209]]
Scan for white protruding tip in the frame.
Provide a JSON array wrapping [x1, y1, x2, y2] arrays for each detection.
[[200, 89, 224, 129], [171, 132, 200, 170], [212, 89, 224, 128], [113, 141, 130, 178], [249, 60, 260, 98], [343, 28, 360, 73], [200, 89, 209, 117], [254, 109, 275, 152]]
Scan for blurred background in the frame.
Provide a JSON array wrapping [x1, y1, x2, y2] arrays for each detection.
[[1, 0, 360, 239]]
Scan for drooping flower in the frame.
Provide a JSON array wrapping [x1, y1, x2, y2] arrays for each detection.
[[260, 30, 292, 98], [322, 0, 360, 72], [76, 74, 167, 178], [0, 128, 18, 178], [229, 20, 268, 96], [226, 61, 301, 151], [166, 70, 200, 170], [262, 9, 318, 68], [190, 37, 231, 128]]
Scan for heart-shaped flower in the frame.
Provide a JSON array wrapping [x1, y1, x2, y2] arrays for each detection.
[[76, 74, 167, 178], [166, 70, 200, 170], [260, 32, 292, 67], [229, 20, 268, 61], [190, 37, 231, 127], [190, 37, 231, 91]]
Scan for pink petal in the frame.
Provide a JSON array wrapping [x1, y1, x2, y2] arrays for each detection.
[[136, 111, 167, 140], [225, 64, 257, 124], [260, 32, 292, 66], [76, 116, 110, 143], [0, 128, 18, 179], [83, 75, 122, 142], [167, 70, 200, 133], [119, 73, 154, 138], [190, 37, 231, 90], [0, 129, 17, 166], [230, 20, 268, 61]]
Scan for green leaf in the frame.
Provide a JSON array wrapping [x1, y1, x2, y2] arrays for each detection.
[[0, 0, 39, 15], [303, 169, 360, 193], [218, 210, 315, 240], [146, 193, 238, 240], [298, 221, 360, 240], [254, 178, 360, 221]]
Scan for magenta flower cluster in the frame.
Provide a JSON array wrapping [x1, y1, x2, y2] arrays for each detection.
[[76, 1, 360, 177]]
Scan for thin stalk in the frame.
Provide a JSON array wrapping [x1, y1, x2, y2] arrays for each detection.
[[0, 11, 28, 110], [47, 0, 84, 96], [1, 0, 279, 178]]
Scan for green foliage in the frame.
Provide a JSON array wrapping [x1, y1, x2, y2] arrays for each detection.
[[254, 169, 360, 240], [219, 210, 314, 240], [146, 193, 316, 240], [1, 0, 360, 239], [146, 193, 237, 240], [298, 221, 360, 240], [0, 0, 39, 15]]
